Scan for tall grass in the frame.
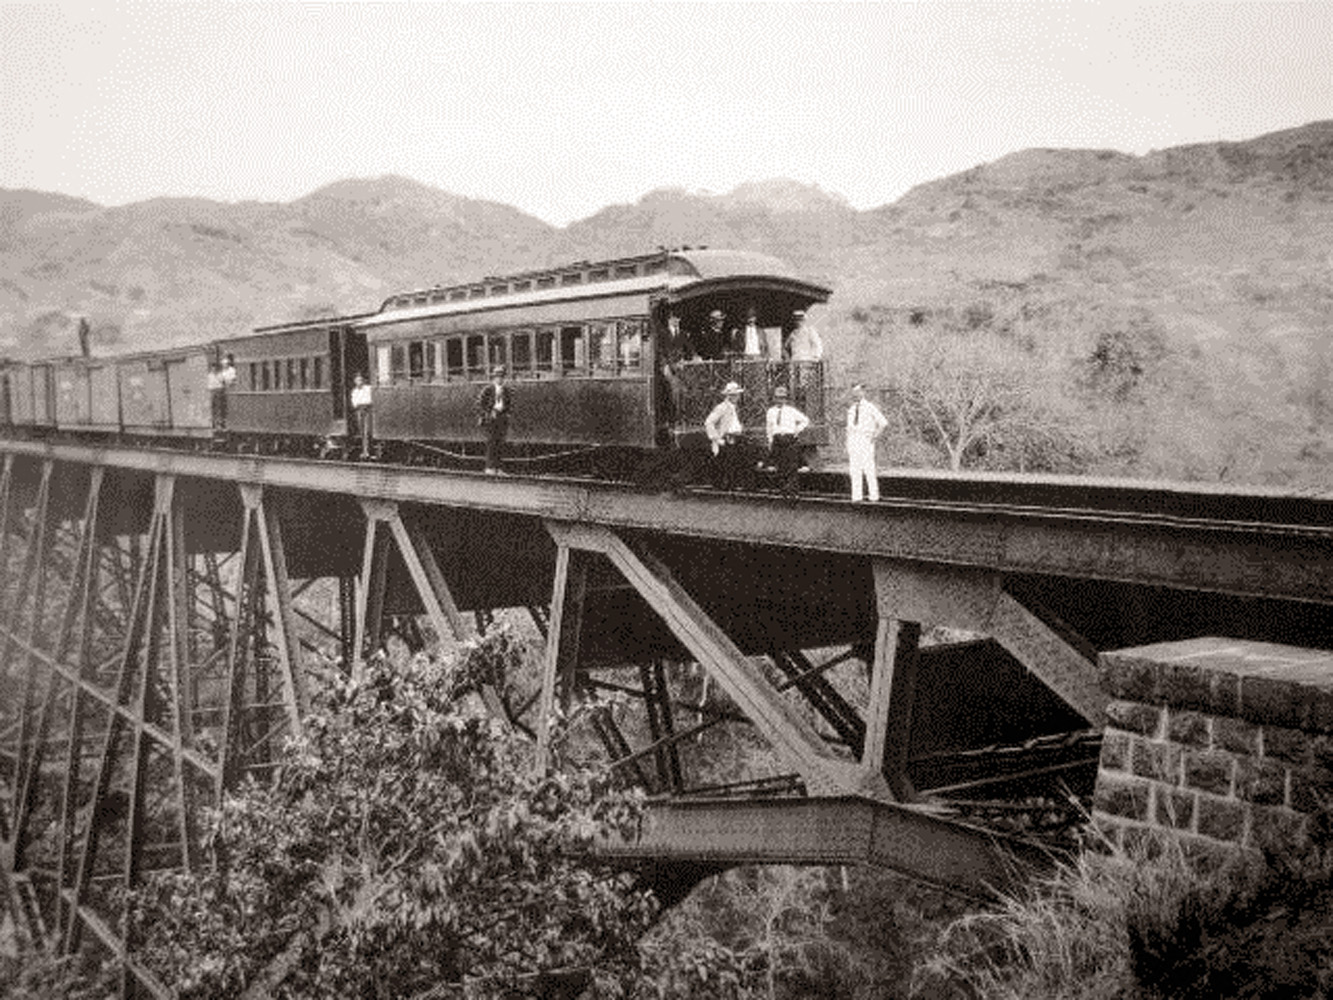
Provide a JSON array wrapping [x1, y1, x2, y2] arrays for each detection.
[[914, 819, 1333, 1000]]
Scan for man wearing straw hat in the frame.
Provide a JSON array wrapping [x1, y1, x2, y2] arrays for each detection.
[[704, 380, 747, 489]]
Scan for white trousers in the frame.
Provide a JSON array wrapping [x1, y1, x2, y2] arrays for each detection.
[[847, 438, 879, 501]]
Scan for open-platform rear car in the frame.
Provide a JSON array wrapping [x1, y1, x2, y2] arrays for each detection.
[[354, 247, 831, 467]]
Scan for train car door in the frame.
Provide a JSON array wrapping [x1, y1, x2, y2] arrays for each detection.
[[0, 366, 11, 427], [32, 363, 55, 426], [330, 325, 368, 423]]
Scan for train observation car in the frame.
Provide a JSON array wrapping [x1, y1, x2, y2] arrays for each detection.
[[354, 247, 832, 469], [215, 317, 368, 451]]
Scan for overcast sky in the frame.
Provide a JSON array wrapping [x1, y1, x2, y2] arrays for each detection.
[[2, 2, 1330, 226]]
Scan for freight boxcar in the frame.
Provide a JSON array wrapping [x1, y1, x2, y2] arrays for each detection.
[[115, 347, 214, 440], [53, 358, 92, 429], [7, 361, 53, 430]]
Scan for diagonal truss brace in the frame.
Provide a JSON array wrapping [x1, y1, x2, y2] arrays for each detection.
[[353, 500, 469, 675], [539, 521, 885, 799], [872, 558, 1108, 725]]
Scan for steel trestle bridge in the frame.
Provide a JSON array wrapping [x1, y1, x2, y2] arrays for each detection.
[[2, 437, 1331, 996]]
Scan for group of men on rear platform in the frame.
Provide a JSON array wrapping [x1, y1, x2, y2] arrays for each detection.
[[675, 307, 823, 364]]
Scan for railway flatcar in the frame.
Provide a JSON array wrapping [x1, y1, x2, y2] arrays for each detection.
[[354, 247, 830, 470]]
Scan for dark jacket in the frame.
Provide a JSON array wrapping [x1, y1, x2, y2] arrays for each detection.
[[476, 382, 512, 425]]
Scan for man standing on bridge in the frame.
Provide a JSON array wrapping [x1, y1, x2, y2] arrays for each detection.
[[765, 386, 809, 496], [477, 366, 512, 474], [846, 383, 887, 502], [351, 372, 373, 459], [705, 381, 747, 490]]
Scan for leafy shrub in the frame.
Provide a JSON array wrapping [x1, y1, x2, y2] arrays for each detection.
[[125, 631, 656, 999]]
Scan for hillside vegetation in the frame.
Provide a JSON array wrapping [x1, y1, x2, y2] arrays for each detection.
[[3, 121, 1331, 485]]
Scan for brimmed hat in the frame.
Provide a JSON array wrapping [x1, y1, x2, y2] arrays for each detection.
[[772, 386, 789, 399], [709, 309, 725, 319], [721, 381, 744, 395], [792, 309, 806, 318], [491, 365, 506, 376]]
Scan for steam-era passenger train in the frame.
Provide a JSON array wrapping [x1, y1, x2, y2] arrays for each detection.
[[0, 248, 831, 481]]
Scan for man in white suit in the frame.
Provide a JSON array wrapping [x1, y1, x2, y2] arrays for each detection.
[[845, 384, 887, 501]]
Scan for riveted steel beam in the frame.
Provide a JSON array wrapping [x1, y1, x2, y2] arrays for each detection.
[[597, 797, 1053, 898], [873, 559, 1107, 725], [535, 543, 589, 773], [3, 439, 1331, 603], [863, 617, 921, 801]]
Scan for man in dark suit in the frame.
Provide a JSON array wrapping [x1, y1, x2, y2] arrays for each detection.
[[476, 366, 512, 474]]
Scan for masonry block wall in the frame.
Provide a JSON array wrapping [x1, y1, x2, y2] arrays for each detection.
[[1093, 638, 1333, 853]]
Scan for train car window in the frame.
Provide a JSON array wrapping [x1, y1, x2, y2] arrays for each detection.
[[588, 322, 615, 374], [488, 335, 508, 374], [376, 345, 392, 385], [408, 341, 426, 380], [249, 362, 259, 391], [537, 276, 556, 290], [299, 358, 310, 390], [511, 331, 533, 374], [489, 283, 508, 296], [286, 358, 297, 390], [430, 290, 447, 304], [536, 329, 555, 374], [313, 356, 324, 389], [469, 286, 486, 299], [561, 272, 583, 286], [465, 335, 486, 379], [429, 342, 446, 382], [644, 259, 667, 275], [390, 344, 408, 382], [615, 264, 638, 279], [588, 268, 609, 282], [450, 290, 469, 302], [618, 318, 645, 372], [445, 338, 464, 380], [559, 325, 586, 375], [261, 362, 271, 392], [512, 280, 531, 293]]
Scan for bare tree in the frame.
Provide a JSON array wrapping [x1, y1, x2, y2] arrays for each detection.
[[882, 329, 1073, 472]]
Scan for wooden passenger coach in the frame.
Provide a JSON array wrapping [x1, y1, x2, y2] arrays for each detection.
[[357, 248, 832, 458], [217, 318, 369, 443]]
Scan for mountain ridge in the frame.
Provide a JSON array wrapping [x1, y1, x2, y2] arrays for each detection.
[[1, 119, 1330, 484]]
